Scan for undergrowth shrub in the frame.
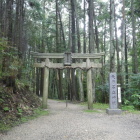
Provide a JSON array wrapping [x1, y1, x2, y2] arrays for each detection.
[[123, 73, 140, 109], [96, 83, 109, 103]]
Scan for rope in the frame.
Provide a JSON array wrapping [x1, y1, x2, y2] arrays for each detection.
[[44, 66, 96, 71]]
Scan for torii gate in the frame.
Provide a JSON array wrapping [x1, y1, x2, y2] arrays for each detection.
[[31, 52, 104, 109]]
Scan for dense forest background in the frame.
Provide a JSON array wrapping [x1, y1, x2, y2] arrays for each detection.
[[0, 0, 140, 122]]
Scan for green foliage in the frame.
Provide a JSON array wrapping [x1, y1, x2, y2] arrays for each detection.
[[17, 108, 23, 116], [7, 59, 21, 77], [122, 105, 140, 114], [17, 108, 23, 113], [0, 98, 4, 104], [0, 121, 11, 132], [81, 102, 109, 110], [93, 103, 109, 110], [0, 37, 8, 52], [15, 79, 31, 90], [96, 83, 109, 93], [3, 106, 10, 112], [0, 37, 21, 79], [0, 108, 48, 132], [28, 0, 41, 10], [96, 83, 109, 103], [21, 108, 48, 123], [84, 110, 100, 113], [134, 0, 140, 17], [34, 108, 49, 116], [122, 105, 135, 111], [123, 73, 140, 109]]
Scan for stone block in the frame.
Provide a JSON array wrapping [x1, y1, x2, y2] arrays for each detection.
[[106, 108, 122, 115]]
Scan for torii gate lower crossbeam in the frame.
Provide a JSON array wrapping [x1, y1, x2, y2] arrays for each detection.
[[31, 52, 104, 109]]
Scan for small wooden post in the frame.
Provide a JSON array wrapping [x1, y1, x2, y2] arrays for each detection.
[[42, 59, 49, 109], [117, 84, 121, 108], [86, 58, 93, 110]]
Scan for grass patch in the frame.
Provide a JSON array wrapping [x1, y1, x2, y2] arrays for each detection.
[[0, 108, 49, 133], [127, 110, 140, 114], [51, 99, 66, 102], [81, 103, 140, 114], [93, 103, 109, 110], [0, 122, 11, 132], [20, 108, 49, 123], [81, 102, 109, 110], [122, 105, 140, 114], [84, 110, 101, 113], [122, 105, 135, 111]]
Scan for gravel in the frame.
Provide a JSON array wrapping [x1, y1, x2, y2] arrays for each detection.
[[1, 99, 140, 140]]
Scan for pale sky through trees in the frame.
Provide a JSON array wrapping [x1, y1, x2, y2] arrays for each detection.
[[100, 0, 109, 2]]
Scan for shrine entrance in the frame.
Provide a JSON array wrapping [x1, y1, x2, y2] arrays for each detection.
[[31, 52, 104, 109]]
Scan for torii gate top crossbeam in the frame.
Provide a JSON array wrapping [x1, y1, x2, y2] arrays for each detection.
[[31, 52, 105, 59], [31, 52, 105, 69]]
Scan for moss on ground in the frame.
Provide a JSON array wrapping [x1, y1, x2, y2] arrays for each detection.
[[81, 102, 140, 114], [0, 108, 48, 133], [81, 102, 109, 110], [84, 110, 101, 113]]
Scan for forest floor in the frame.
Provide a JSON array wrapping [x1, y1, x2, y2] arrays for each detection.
[[1, 99, 140, 140]]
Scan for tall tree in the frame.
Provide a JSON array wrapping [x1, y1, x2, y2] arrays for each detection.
[[114, 4, 121, 84], [58, 5, 66, 49], [56, 0, 63, 99], [88, 0, 96, 102], [93, 2, 99, 53], [121, 0, 128, 87], [88, 0, 95, 53], [83, 0, 87, 53], [131, 0, 138, 74], [75, 0, 84, 101], [70, 0, 77, 100], [7, 0, 14, 42], [110, 0, 115, 72], [14, 0, 26, 58], [0, 0, 3, 37]]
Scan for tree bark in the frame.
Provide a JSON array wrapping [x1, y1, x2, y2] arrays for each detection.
[[58, 70, 63, 99], [56, 0, 59, 51], [74, 0, 84, 101], [93, 2, 99, 53], [121, 0, 127, 88], [36, 68, 40, 96], [14, 0, 25, 59], [41, 0, 46, 53], [7, 0, 13, 42], [110, 0, 115, 72], [83, 0, 87, 53], [88, 0, 96, 102], [131, 0, 138, 74], [71, 0, 76, 53], [58, 6, 66, 49], [88, 0, 95, 53], [114, 5, 121, 84], [0, 0, 3, 37], [70, 0, 76, 101]]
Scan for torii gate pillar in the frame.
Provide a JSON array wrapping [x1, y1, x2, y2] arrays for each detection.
[[86, 58, 93, 109], [42, 59, 49, 108]]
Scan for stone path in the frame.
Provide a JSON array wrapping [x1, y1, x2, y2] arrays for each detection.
[[1, 99, 140, 140]]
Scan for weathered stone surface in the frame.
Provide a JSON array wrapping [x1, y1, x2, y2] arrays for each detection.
[[107, 73, 122, 115], [109, 73, 118, 109], [106, 108, 122, 115]]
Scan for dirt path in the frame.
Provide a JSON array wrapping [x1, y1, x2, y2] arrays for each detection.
[[1, 100, 140, 140]]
